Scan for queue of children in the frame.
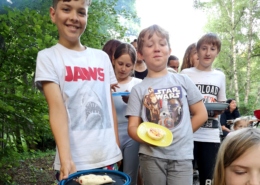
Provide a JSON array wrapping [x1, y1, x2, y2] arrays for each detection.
[[34, 1, 259, 185]]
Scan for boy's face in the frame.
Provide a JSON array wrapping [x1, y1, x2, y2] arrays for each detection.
[[50, 0, 89, 44], [197, 43, 219, 69], [168, 60, 179, 72], [138, 33, 171, 73]]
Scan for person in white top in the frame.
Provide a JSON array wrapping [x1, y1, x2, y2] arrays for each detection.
[[112, 43, 142, 185], [35, 0, 122, 182], [180, 33, 227, 185]]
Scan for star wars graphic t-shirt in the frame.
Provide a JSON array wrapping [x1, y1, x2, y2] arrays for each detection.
[[35, 43, 122, 171], [126, 73, 203, 160], [181, 67, 227, 143]]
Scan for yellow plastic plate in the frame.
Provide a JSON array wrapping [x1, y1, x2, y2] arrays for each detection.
[[137, 122, 173, 147]]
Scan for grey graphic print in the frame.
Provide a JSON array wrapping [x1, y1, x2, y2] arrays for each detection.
[[68, 83, 112, 131]]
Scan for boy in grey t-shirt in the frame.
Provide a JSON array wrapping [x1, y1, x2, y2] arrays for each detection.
[[126, 25, 208, 185]]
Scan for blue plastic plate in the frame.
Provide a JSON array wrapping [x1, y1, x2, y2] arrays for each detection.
[[59, 169, 131, 185], [112, 92, 130, 96]]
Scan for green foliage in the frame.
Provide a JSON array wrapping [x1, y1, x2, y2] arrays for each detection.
[[196, 0, 260, 116], [112, 0, 141, 37], [0, 5, 56, 155]]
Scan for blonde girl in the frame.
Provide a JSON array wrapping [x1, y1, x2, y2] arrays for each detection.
[[233, 117, 249, 131], [213, 128, 260, 185]]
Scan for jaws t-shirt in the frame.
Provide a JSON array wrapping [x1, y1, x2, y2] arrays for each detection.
[[35, 43, 122, 171]]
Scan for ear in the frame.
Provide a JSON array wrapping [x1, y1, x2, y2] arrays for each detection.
[[50, 7, 56, 24], [169, 48, 172, 56], [137, 51, 144, 61]]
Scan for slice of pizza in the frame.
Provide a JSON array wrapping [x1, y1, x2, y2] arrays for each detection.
[[147, 127, 166, 140], [78, 174, 115, 185]]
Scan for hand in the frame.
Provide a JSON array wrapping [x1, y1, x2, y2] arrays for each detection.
[[213, 110, 224, 117], [122, 90, 129, 104], [59, 160, 77, 181], [226, 128, 231, 133], [111, 84, 120, 92]]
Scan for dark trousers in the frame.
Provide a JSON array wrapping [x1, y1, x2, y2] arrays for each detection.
[[193, 141, 220, 185]]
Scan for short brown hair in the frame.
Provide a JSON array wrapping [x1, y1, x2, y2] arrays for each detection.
[[137, 24, 170, 54], [53, 0, 92, 9], [197, 33, 221, 52], [213, 128, 260, 185]]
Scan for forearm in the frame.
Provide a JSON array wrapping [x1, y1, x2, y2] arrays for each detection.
[[221, 125, 230, 132], [128, 116, 146, 144], [111, 94, 120, 148], [49, 108, 72, 162], [190, 101, 208, 133], [128, 125, 146, 144], [42, 82, 72, 164], [191, 113, 207, 133]]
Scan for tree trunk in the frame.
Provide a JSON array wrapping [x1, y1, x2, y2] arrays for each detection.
[[244, 0, 253, 105], [231, 0, 239, 103], [254, 87, 260, 108], [31, 72, 36, 91]]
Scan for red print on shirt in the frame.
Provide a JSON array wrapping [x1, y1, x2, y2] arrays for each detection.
[[65, 66, 104, 82]]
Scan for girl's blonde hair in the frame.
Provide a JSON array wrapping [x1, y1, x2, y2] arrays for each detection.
[[213, 128, 260, 185], [181, 43, 197, 71]]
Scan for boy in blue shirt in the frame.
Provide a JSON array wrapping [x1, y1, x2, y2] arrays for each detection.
[[35, 0, 122, 181]]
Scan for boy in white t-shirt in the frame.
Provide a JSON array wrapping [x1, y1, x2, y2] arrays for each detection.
[[180, 33, 226, 185], [35, 0, 122, 181]]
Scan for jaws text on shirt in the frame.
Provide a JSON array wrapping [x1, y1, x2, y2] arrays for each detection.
[[65, 66, 105, 82]]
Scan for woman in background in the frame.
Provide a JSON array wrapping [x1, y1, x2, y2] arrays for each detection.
[[220, 98, 240, 140]]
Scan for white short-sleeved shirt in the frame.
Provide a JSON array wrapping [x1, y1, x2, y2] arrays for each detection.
[[35, 43, 122, 171], [181, 67, 227, 143]]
